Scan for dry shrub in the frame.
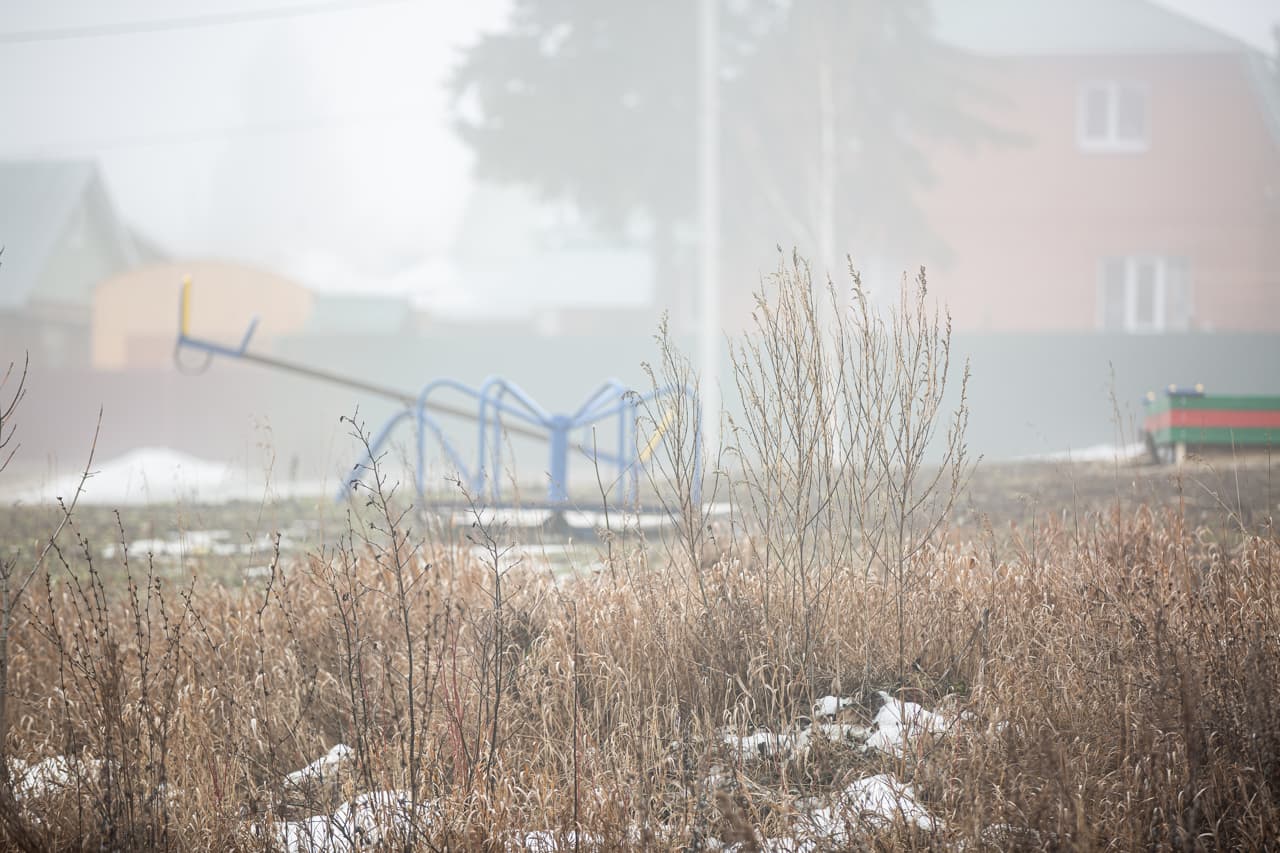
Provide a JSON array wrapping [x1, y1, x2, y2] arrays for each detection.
[[933, 510, 1280, 850], [0, 264, 1277, 851]]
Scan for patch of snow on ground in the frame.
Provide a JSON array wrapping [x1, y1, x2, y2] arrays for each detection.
[[510, 830, 603, 851], [724, 774, 941, 852], [9, 755, 101, 801], [1019, 442, 1146, 463], [804, 773, 940, 836], [721, 727, 811, 762], [864, 692, 952, 756], [25, 447, 230, 505], [284, 744, 354, 788], [263, 790, 433, 853], [812, 695, 854, 719], [815, 722, 871, 744], [722, 692, 960, 763], [9, 447, 332, 506]]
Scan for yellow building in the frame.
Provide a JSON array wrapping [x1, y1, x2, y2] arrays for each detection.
[[92, 261, 314, 370]]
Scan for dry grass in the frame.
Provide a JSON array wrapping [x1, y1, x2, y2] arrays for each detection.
[[1, 261, 1277, 851], [3, 498, 1276, 850]]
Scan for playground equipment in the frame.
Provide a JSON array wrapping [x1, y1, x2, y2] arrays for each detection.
[[345, 376, 695, 507], [174, 278, 699, 507], [1142, 384, 1280, 463]]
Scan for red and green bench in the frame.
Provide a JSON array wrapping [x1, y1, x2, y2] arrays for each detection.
[[1143, 387, 1280, 462]]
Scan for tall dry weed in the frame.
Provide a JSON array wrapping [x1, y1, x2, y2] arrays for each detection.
[[0, 268, 1276, 850]]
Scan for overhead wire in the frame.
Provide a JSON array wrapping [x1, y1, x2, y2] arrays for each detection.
[[0, 0, 436, 154], [10, 110, 438, 154], [0, 0, 411, 45]]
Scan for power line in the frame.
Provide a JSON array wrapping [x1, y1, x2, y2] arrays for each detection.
[[0, 0, 411, 45], [2, 108, 439, 155]]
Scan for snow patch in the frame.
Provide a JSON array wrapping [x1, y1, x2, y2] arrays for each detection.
[[284, 744, 354, 788], [721, 693, 961, 763], [1019, 442, 1146, 463], [802, 773, 940, 838], [720, 728, 811, 762], [262, 790, 433, 853], [19, 447, 230, 506], [812, 695, 854, 719], [863, 692, 951, 757], [814, 722, 871, 744], [10, 447, 331, 506], [9, 755, 101, 801], [510, 830, 603, 851], [723, 774, 941, 851]]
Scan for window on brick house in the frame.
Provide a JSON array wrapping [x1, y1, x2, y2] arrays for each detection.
[[1078, 82, 1148, 151], [1099, 256, 1191, 332]]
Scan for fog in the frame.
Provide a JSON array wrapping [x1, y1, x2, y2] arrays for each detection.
[[1, 0, 1278, 502]]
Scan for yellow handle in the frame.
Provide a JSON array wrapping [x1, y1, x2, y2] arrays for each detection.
[[638, 405, 678, 463], [180, 275, 192, 337]]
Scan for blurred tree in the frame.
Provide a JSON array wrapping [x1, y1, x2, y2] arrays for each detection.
[[449, 0, 999, 320], [1273, 23, 1280, 89]]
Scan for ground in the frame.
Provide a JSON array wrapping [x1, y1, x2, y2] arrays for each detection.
[[3, 454, 1273, 587]]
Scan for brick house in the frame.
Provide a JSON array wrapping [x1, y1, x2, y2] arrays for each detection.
[[920, 0, 1280, 333]]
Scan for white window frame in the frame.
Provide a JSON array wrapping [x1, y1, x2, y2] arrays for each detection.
[[1098, 255, 1191, 333], [1077, 81, 1149, 152]]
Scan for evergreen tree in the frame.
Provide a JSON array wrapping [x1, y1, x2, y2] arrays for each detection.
[[450, 0, 996, 321]]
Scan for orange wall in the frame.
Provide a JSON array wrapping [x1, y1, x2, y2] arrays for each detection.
[[918, 53, 1280, 332], [92, 261, 315, 370]]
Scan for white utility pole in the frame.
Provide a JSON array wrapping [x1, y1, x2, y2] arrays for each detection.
[[698, 0, 721, 457], [817, 38, 837, 281]]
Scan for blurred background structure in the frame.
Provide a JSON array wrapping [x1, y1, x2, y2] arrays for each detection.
[[1, 0, 1278, 500]]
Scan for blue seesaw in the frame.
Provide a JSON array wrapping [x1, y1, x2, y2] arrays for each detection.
[[173, 277, 700, 509]]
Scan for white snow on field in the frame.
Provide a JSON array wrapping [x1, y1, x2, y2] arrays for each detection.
[[718, 773, 941, 852], [1019, 442, 1146, 463], [721, 727, 813, 762], [262, 790, 434, 853], [8, 447, 331, 506], [8, 755, 101, 801], [863, 692, 952, 757], [21, 447, 230, 505], [815, 722, 871, 744], [510, 830, 604, 851], [102, 529, 295, 560], [284, 744, 354, 788], [797, 773, 940, 839], [720, 692, 956, 763], [812, 695, 854, 719], [563, 509, 669, 531]]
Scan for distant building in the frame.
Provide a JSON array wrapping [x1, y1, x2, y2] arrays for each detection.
[[93, 261, 314, 370], [0, 160, 139, 366], [304, 293, 413, 337], [443, 184, 656, 336], [913, 0, 1280, 333]]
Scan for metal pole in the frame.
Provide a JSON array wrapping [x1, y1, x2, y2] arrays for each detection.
[[200, 347, 553, 442], [698, 0, 721, 457], [548, 415, 570, 504]]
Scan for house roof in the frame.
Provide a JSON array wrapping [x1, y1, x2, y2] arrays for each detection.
[[932, 1, 1280, 148], [931, 0, 1251, 57], [0, 160, 100, 309]]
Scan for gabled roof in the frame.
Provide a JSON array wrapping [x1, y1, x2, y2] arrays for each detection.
[[0, 160, 103, 308], [932, 0, 1251, 57], [931, 0, 1280, 148]]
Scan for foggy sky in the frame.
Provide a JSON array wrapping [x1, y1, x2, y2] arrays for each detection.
[[1, 0, 1277, 314]]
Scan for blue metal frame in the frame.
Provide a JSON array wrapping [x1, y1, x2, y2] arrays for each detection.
[[345, 376, 700, 508], [173, 278, 700, 509], [176, 277, 260, 359]]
